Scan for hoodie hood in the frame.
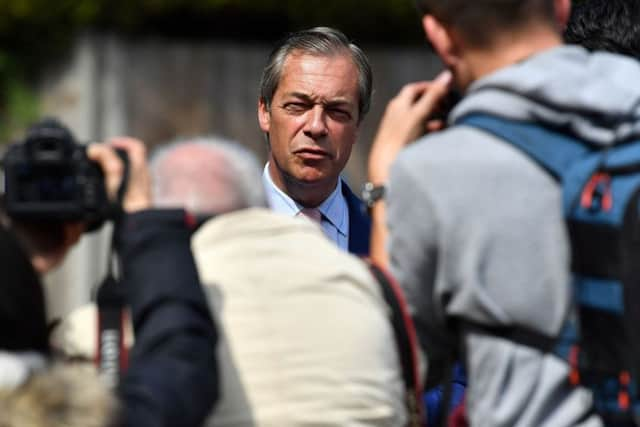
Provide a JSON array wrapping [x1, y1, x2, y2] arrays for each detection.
[[451, 45, 640, 146]]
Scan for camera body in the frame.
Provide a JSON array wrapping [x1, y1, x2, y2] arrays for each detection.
[[3, 119, 111, 226]]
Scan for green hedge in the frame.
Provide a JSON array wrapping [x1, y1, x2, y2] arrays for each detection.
[[0, 0, 426, 139], [0, 0, 585, 140]]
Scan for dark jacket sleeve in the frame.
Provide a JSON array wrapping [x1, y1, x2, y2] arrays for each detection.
[[115, 209, 218, 427]]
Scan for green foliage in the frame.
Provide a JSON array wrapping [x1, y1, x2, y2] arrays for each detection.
[[0, 0, 425, 140], [0, 0, 585, 140], [0, 0, 419, 38], [0, 51, 39, 143], [0, 76, 40, 143]]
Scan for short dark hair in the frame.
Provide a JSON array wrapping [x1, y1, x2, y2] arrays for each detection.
[[414, 0, 556, 47], [564, 0, 640, 58], [259, 27, 373, 122]]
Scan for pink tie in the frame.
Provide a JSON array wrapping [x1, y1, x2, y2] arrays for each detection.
[[298, 207, 322, 224]]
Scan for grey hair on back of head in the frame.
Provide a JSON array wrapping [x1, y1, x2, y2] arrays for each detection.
[[150, 136, 266, 215]]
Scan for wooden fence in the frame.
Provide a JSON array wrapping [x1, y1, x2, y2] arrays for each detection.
[[40, 33, 442, 318]]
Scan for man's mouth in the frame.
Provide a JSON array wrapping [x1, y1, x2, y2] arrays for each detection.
[[294, 147, 331, 160]]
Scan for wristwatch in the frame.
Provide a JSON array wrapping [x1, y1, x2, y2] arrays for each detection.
[[361, 182, 386, 208]]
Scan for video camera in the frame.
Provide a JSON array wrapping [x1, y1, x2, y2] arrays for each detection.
[[2, 118, 122, 230]]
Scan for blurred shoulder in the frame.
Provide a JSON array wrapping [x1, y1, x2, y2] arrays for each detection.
[[0, 362, 117, 427]]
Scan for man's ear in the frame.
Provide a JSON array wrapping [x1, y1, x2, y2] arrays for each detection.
[[258, 98, 271, 133], [30, 223, 84, 274], [422, 15, 459, 68], [555, 0, 571, 30]]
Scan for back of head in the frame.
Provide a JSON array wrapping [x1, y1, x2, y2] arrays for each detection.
[[150, 137, 265, 215], [564, 0, 640, 58], [193, 207, 407, 427], [414, 0, 557, 47], [0, 363, 117, 427], [259, 26, 372, 121]]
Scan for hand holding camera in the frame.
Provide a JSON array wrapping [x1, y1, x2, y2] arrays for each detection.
[[367, 70, 454, 268], [368, 70, 453, 185], [87, 137, 151, 214], [1, 118, 151, 273], [3, 118, 150, 229]]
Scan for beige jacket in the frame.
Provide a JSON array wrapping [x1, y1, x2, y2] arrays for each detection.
[[193, 208, 406, 427], [50, 208, 406, 426]]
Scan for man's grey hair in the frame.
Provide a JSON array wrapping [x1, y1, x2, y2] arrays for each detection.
[[259, 26, 373, 122], [150, 136, 266, 215]]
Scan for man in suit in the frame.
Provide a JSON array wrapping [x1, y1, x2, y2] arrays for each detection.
[[258, 26, 371, 255]]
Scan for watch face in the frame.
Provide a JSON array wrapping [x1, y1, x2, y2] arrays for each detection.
[[362, 182, 386, 207]]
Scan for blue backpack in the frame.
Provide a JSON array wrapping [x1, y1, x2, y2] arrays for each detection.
[[457, 113, 640, 425]]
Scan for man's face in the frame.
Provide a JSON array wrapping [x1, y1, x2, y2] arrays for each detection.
[[259, 52, 361, 193]]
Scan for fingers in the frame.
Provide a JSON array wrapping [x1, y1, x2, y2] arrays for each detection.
[[87, 143, 124, 202], [108, 137, 147, 166], [395, 81, 433, 104], [87, 137, 151, 213], [107, 137, 151, 213], [367, 70, 453, 184], [426, 119, 445, 133], [393, 70, 452, 117], [414, 70, 453, 114]]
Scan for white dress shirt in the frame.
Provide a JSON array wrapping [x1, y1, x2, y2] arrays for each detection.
[[262, 164, 349, 251]]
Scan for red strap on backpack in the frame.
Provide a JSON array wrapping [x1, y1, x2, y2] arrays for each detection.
[[366, 261, 425, 426]]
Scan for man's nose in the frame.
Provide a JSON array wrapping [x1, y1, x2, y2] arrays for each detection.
[[303, 105, 328, 138]]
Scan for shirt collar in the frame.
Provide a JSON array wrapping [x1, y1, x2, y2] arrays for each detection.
[[263, 164, 299, 215], [262, 163, 348, 236], [317, 181, 347, 236]]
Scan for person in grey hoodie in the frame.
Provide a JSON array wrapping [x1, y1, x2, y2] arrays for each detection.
[[366, 0, 640, 426]]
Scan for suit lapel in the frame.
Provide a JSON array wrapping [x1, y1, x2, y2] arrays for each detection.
[[341, 181, 371, 256]]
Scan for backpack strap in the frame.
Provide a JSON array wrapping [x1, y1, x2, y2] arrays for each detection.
[[457, 319, 558, 354], [367, 261, 424, 427], [439, 359, 455, 427], [456, 114, 591, 181]]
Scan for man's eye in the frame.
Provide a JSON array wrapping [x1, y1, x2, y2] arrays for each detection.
[[284, 103, 309, 113], [328, 109, 352, 122]]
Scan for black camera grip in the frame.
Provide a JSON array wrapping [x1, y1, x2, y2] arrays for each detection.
[[114, 148, 130, 206]]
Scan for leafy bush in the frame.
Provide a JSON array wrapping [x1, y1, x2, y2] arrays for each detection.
[[0, 0, 584, 140]]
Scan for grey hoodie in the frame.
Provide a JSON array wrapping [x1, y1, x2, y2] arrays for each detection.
[[387, 46, 640, 427]]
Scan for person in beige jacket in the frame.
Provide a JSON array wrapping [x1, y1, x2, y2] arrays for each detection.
[[54, 136, 407, 426], [152, 137, 407, 427]]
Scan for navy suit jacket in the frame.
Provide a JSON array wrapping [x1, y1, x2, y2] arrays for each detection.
[[341, 181, 371, 256]]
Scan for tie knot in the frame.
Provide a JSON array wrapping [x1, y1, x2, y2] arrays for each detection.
[[298, 207, 322, 224]]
